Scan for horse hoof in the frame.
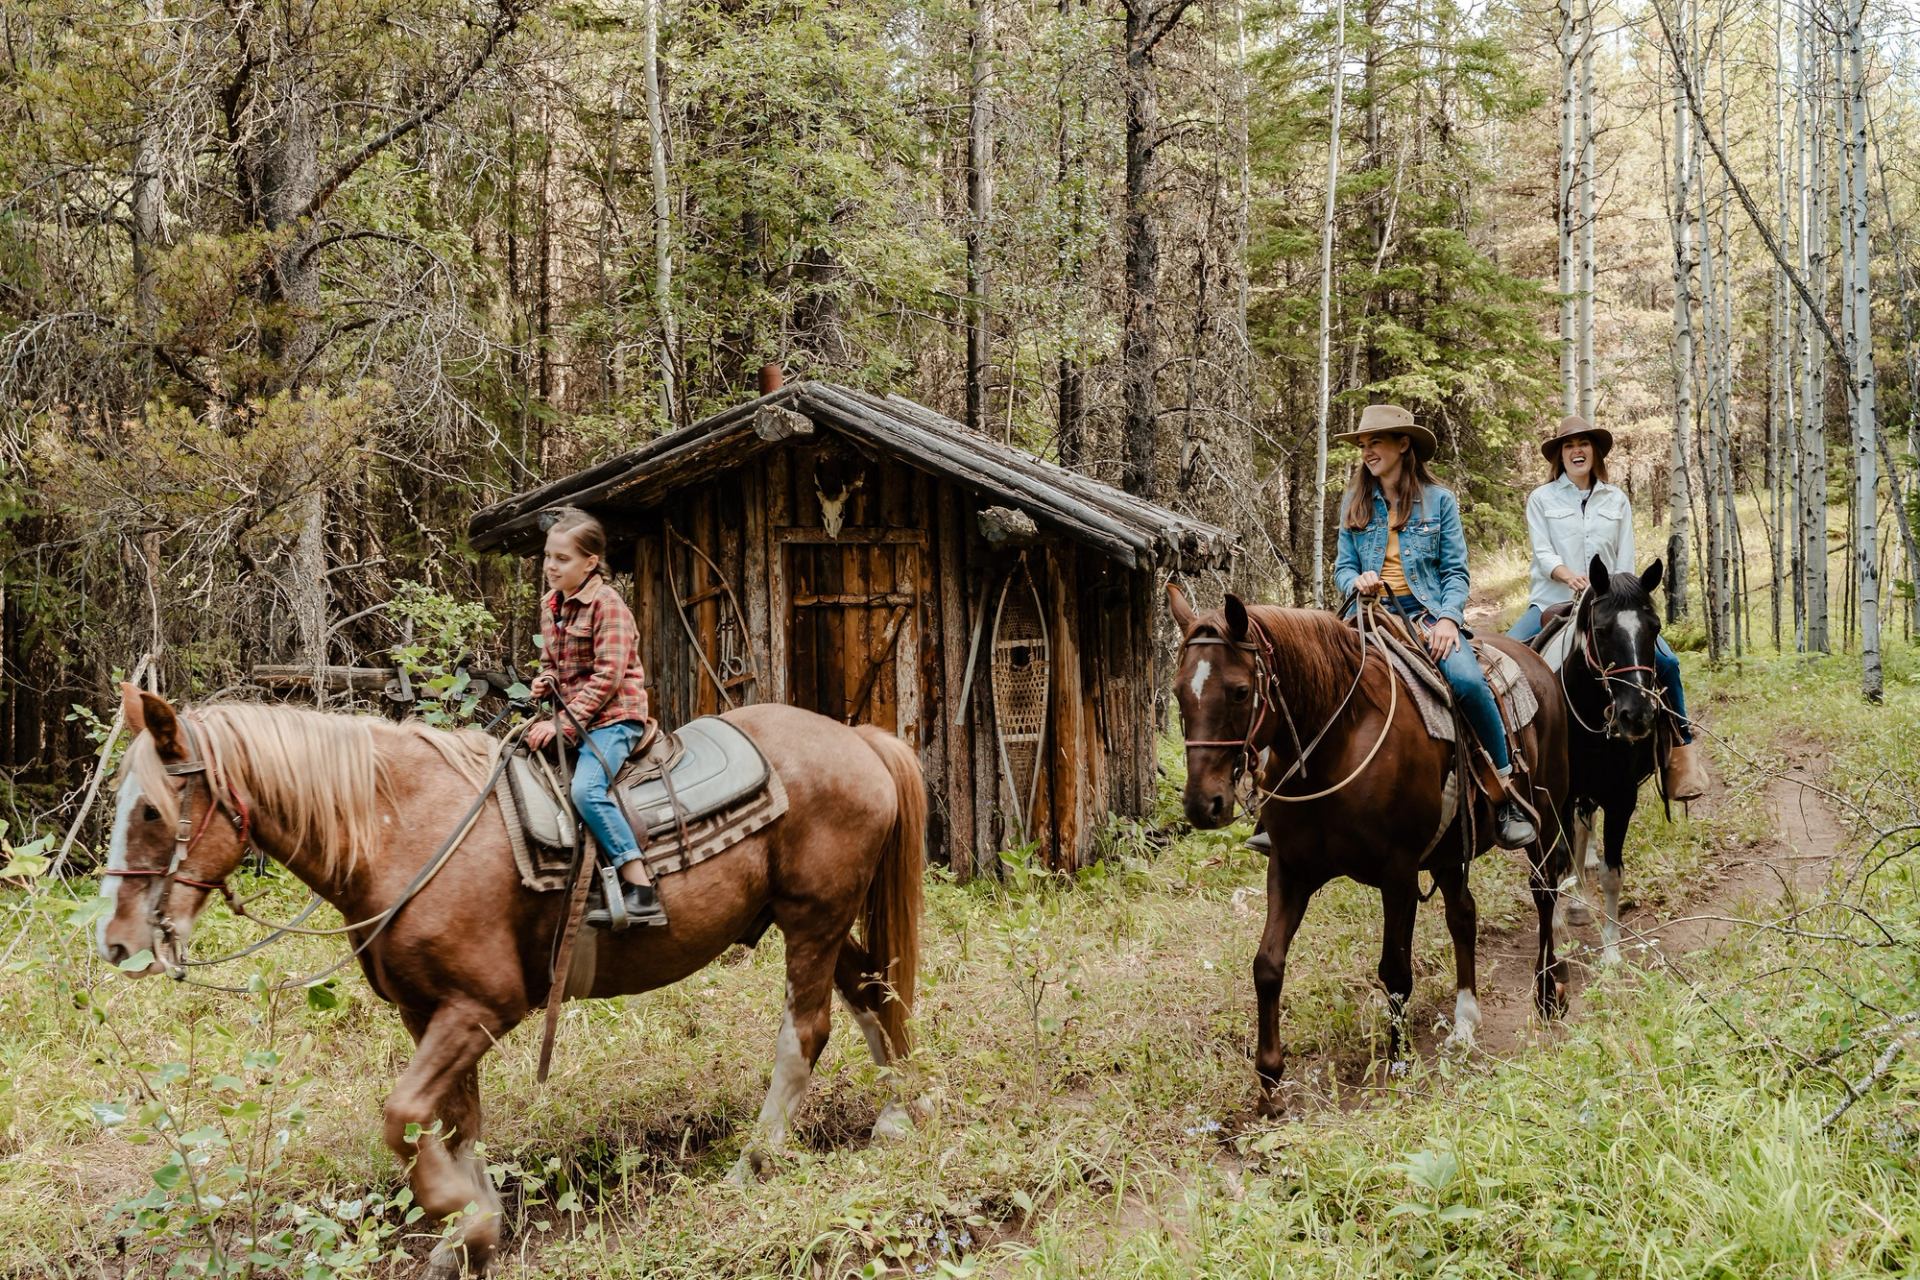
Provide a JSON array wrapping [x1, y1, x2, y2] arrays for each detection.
[[1599, 946, 1622, 967], [871, 1102, 914, 1143], [1254, 1091, 1285, 1120], [1566, 902, 1592, 926], [1442, 1028, 1476, 1054]]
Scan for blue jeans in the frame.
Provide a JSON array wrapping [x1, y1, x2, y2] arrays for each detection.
[[1509, 605, 1693, 743], [1653, 638, 1692, 743], [1507, 605, 1545, 642], [571, 720, 647, 866], [1388, 596, 1510, 772]]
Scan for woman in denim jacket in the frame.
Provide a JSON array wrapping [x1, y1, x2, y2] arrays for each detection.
[[1331, 404, 1536, 850]]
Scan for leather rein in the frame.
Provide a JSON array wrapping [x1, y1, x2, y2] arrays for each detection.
[[1181, 599, 1398, 807]]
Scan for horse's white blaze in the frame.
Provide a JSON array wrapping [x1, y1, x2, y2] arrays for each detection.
[[98, 780, 143, 957], [1615, 611, 1643, 648], [1189, 659, 1213, 701]]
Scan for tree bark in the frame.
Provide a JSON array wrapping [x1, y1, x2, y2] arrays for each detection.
[[1844, 0, 1880, 698], [643, 0, 678, 426], [1311, 0, 1348, 607], [966, 0, 994, 433], [1665, 0, 1694, 624]]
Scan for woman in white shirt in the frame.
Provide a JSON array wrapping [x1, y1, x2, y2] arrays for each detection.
[[1509, 416, 1705, 800]]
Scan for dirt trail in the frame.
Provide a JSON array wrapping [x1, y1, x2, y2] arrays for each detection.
[[1452, 745, 1848, 1057]]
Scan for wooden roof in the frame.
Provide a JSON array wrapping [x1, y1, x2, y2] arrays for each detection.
[[467, 381, 1237, 571]]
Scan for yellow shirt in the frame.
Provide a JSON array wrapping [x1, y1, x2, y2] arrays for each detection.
[[1381, 527, 1411, 596]]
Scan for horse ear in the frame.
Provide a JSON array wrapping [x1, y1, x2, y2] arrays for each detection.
[[1587, 554, 1610, 594], [139, 691, 186, 761], [1639, 558, 1664, 594], [1224, 593, 1250, 642], [1167, 581, 1197, 631], [120, 681, 147, 734]]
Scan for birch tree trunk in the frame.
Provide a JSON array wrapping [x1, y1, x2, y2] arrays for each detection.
[[1559, 0, 1578, 416], [1844, 0, 1881, 699], [1801, 22, 1830, 652], [1666, 0, 1695, 624], [1770, 0, 1791, 649], [1577, 0, 1596, 422], [642, 0, 677, 425], [1311, 0, 1348, 607]]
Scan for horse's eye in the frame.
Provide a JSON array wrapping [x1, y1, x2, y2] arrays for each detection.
[[142, 805, 159, 822], [1228, 684, 1252, 703]]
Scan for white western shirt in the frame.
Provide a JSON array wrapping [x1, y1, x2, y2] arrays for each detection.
[[1525, 474, 1634, 609]]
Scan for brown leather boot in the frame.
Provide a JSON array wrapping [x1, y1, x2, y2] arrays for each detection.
[[1665, 741, 1708, 802]]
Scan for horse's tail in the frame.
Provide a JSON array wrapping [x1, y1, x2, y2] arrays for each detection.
[[853, 725, 926, 1058]]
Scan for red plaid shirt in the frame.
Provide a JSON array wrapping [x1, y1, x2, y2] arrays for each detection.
[[538, 575, 650, 739]]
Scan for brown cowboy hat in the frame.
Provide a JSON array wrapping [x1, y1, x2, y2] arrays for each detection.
[[1540, 414, 1614, 463], [1331, 403, 1439, 462]]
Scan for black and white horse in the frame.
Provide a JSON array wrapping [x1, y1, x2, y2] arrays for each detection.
[[1540, 555, 1668, 965]]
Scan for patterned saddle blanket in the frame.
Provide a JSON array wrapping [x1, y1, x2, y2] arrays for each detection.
[[494, 716, 788, 892], [1364, 618, 1541, 744]]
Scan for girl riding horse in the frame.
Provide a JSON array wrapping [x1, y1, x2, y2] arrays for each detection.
[[1507, 415, 1707, 800], [1331, 403, 1537, 850]]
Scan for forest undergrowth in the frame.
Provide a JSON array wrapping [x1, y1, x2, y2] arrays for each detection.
[[2, 642, 1917, 1278]]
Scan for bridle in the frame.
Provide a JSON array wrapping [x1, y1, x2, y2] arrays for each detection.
[[1562, 590, 1660, 737], [102, 718, 253, 968], [1180, 600, 1397, 808]]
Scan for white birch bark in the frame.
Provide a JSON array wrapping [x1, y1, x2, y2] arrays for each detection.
[[1802, 21, 1830, 652], [1311, 0, 1348, 608], [1844, 0, 1880, 697], [1578, 0, 1596, 423], [1666, 0, 1694, 623], [1559, 0, 1578, 416]]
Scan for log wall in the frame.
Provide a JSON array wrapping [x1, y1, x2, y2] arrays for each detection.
[[621, 430, 1159, 876]]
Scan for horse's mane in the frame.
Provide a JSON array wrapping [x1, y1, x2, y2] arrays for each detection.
[[124, 702, 498, 881], [1191, 604, 1364, 714], [1600, 570, 1655, 612]]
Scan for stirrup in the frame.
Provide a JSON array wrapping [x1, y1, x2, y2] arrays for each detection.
[[594, 865, 630, 932]]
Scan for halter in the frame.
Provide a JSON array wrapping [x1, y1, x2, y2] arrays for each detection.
[[1180, 600, 1397, 808], [1562, 591, 1660, 737], [102, 718, 253, 966]]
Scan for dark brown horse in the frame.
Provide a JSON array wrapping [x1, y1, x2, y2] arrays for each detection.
[[1168, 586, 1570, 1115], [98, 687, 925, 1277]]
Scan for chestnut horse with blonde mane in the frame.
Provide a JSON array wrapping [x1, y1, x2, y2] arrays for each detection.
[[97, 686, 925, 1278], [1168, 586, 1570, 1116]]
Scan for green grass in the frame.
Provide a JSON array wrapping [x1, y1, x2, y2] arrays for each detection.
[[2, 648, 1918, 1278]]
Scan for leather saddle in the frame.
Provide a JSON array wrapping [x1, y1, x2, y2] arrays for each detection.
[[505, 716, 770, 852]]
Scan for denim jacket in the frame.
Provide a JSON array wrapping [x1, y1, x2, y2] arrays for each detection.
[[1333, 484, 1471, 626]]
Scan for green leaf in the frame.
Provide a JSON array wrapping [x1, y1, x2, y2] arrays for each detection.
[[0, 853, 50, 878], [1437, 1203, 1484, 1223], [306, 982, 340, 1011], [66, 897, 114, 929], [1384, 1201, 1432, 1218], [152, 1158, 186, 1190], [118, 949, 156, 972]]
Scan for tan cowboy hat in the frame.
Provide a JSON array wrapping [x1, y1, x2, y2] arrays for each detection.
[[1540, 413, 1614, 463], [1331, 403, 1439, 462]]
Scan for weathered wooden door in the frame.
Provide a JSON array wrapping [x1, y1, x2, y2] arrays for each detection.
[[777, 530, 921, 738]]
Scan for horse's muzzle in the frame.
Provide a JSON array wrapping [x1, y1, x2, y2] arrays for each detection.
[[1604, 702, 1658, 743], [1184, 788, 1233, 830]]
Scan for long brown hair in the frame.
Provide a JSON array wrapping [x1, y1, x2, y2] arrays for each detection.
[[1340, 438, 1438, 531]]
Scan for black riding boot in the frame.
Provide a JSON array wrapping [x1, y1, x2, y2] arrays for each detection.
[[1494, 798, 1537, 850], [586, 879, 670, 929], [1245, 830, 1273, 855]]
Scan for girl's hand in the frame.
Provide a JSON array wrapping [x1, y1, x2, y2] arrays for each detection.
[[529, 673, 557, 701], [525, 720, 558, 752], [1427, 618, 1462, 660], [1353, 571, 1385, 597]]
